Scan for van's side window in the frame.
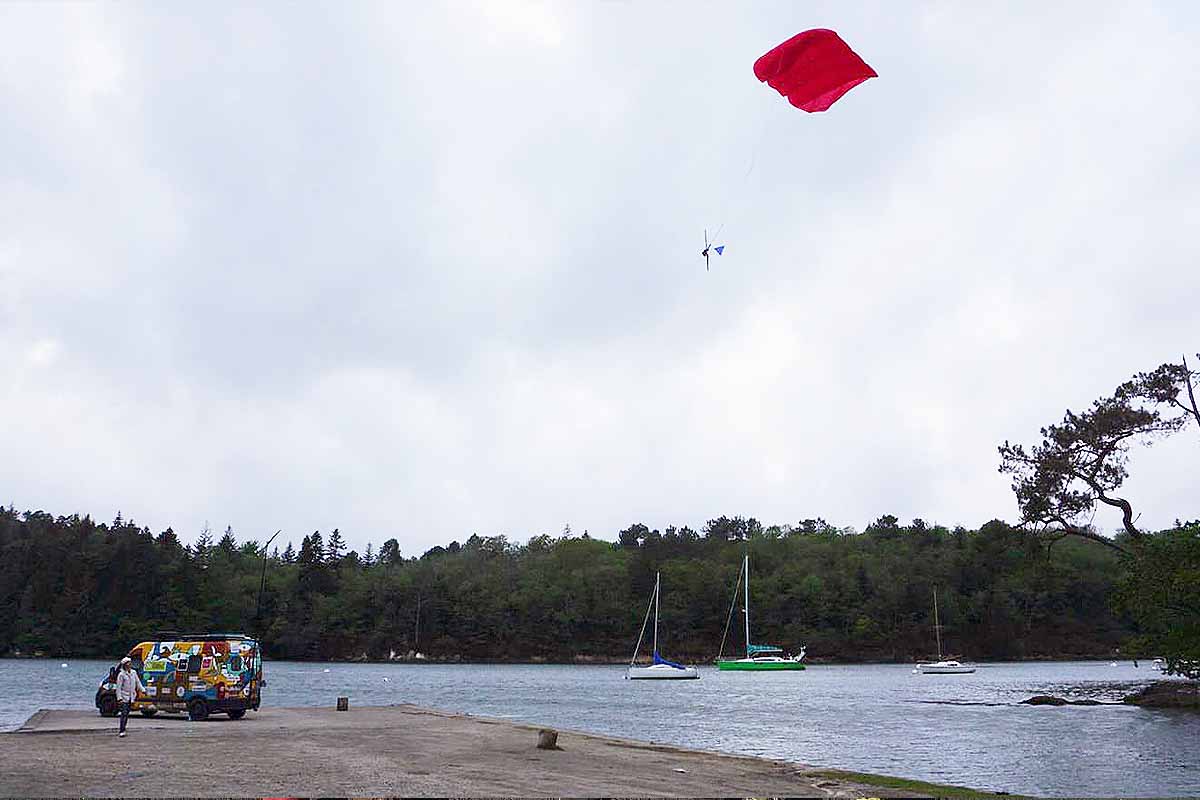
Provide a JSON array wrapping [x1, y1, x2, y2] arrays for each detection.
[[187, 654, 202, 674], [229, 655, 243, 671]]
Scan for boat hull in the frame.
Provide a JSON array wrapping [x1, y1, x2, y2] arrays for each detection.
[[716, 659, 806, 671], [627, 664, 700, 680], [915, 661, 976, 674]]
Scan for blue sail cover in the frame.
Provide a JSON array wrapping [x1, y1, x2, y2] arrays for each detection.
[[748, 644, 784, 654], [652, 651, 688, 669]]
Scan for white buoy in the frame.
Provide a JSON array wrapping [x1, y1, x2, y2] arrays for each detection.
[[383, 677, 390, 682], [323, 668, 331, 673], [61, 663, 68, 668]]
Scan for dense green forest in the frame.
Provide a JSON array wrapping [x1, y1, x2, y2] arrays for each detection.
[[1, 505, 1150, 663]]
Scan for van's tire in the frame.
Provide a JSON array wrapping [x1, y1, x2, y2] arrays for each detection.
[[140, 707, 158, 717], [227, 709, 246, 720], [98, 695, 117, 717], [187, 699, 209, 721]]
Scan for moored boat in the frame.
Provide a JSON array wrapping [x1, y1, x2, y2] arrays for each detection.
[[914, 659, 975, 674], [626, 572, 700, 680], [914, 589, 975, 674], [715, 554, 806, 672], [717, 644, 807, 671], [627, 658, 700, 680]]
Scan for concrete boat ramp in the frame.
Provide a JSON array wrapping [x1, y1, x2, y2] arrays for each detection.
[[2, 704, 926, 797]]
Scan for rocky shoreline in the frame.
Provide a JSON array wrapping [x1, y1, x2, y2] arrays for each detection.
[[1122, 680, 1200, 709], [1019, 680, 1200, 710]]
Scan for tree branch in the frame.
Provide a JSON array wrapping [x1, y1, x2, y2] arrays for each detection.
[[1043, 516, 1130, 555], [1184, 354, 1200, 432], [1094, 488, 1141, 537], [1069, 469, 1142, 538]]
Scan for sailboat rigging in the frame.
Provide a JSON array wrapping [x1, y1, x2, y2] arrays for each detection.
[[914, 588, 975, 674], [627, 572, 699, 680], [716, 554, 806, 671]]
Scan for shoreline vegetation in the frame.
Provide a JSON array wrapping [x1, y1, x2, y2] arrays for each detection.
[[4, 506, 1196, 795], [809, 770, 1011, 799], [2, 506, 1150, 665]]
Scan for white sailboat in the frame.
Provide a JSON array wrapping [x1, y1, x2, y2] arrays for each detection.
[[914, 589, 975, 674], [626, 572, 699, 680]]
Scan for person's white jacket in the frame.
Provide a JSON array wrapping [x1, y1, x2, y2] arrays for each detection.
[[115, 668, 145, 703]]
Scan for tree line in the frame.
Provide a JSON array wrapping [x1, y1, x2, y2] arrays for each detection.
[[1, 506, 1152, 663]]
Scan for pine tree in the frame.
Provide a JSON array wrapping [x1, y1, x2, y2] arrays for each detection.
[[327, 529, 346, 563], [218, 525, 237, 554], [379, 539, 401, 565], [281, 542, 296, 563], [363, 542, 375, 566], [157, 527, 180, 551], [193, 523, 214, 564]]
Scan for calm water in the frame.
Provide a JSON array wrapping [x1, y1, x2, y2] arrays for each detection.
[[2, 658, 1196, 797]]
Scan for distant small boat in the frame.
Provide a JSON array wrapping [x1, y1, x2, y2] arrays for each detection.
[[914, 660, 976, 674], [915, 589, 975, 675], [1152, 658, 1167, 672], [626, 572, 699, 680]]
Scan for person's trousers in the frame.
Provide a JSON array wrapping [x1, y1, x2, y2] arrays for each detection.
[[118, 701, 131, 733]]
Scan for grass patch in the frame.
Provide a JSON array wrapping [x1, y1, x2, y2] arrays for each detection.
[[809, 768, 1016, 798]]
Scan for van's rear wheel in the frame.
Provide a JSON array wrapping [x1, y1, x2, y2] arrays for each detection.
[[98, 695, 117, 717], [187, 699, 209, 721], [227, 709, 246, 720], [140, 707, 158, 717]]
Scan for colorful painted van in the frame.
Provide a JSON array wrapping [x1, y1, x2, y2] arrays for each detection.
[[94, 634, 263, 721]]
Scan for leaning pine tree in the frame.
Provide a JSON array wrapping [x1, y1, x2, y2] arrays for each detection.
[[999, 354, 1200, 678]]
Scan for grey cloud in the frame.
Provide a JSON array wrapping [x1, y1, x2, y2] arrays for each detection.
[[2, 1, 1197, 555]]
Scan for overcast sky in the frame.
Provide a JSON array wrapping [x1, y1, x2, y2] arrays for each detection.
[[3, 1, 1197, 556]]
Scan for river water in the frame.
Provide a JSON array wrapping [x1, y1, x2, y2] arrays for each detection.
[[1, 658, 1196, 797]]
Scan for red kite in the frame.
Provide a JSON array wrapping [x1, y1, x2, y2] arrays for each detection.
[[753, 29, 876, 112]]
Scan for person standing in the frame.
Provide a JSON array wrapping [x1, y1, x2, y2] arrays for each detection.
[[115, 656, 145, 737]]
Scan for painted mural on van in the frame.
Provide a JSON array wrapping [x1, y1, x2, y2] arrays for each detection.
[[96, 634, 262, 721]]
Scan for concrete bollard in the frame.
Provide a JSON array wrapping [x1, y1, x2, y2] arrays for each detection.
[[537, 728, 561, 750], [337, 696, 349, 711]]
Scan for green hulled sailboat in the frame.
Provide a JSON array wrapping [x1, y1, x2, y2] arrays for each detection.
[[716, 554, 807, 671]]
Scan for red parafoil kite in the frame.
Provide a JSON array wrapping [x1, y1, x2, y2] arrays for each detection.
[[753, 29, 876, 112]]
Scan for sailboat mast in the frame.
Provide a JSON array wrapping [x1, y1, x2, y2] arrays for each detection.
[[933, 588, 942, 659], [653, 572, 660, 655], [743, 554, 751, 658]]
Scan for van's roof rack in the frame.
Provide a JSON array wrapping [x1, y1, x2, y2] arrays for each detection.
[[150, 631, 257, 640]]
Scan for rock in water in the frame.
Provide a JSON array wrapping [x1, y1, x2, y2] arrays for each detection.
[[1124, 681, 1200, 709], [337, 697, 349, 711], [537, 729, 561, 750], [1021, 695, 1112, 706]]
